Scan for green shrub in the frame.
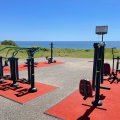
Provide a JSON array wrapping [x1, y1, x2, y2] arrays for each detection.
[[1, 40, 17, 46], [42, 48, 49, 51], [85, 49, 90, 52]]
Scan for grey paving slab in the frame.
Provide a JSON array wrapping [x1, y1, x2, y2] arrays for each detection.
[[0, 57, 112, 120]]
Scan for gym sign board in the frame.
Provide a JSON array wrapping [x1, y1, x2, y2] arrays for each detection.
[[96, 26, 108, 35]]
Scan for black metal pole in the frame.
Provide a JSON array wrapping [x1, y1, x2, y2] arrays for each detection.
[[92, 43, 102, 106], [9, 57, 13, 80], [116, 57, 119, 74], [11, 58, 15, 81], [27, 58, 31, 84], [102, 34, 103, 42], [0, 56, 3, 79], [112, 48, 114, 73], [92, 43, 99, 90], [51, 42, 53, 63], [100, 43, 105, 84], [15, 58, 19, 80], [28, 54, 37, 92], [9, 57, 19, 87]]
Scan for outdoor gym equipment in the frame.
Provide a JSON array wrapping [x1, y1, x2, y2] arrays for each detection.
[[0, 46, 41, 92], [0, 48, 14, 82], [10, 47, 41, 92], [24, 48, 39, 66], [79, 26, 110, 106], [46, 42, 56, 64], [0, 57, 4, 83], [0, 47, 21, 82], [104, 47, 120, 83]]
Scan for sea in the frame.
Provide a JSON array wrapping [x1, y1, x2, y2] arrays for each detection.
[[15, 41, 120, 49]]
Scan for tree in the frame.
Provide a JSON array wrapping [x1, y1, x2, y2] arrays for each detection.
[[1, 40, 17, 46]]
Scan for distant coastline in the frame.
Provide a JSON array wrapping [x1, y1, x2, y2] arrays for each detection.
[[13, 41, 120, 49], [0, 41, 120, 49]]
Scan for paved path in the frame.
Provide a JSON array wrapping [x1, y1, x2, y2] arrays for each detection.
[[0, 57, 112, 120]]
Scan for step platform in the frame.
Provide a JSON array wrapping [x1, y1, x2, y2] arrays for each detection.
[[45, 81, 120, 120], [0, 80, 57, 104]]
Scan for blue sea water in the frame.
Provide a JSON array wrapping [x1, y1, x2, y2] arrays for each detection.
[[15, 41, 120, 49]]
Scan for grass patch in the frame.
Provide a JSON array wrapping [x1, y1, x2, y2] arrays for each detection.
[[0, 45, 120, 59]]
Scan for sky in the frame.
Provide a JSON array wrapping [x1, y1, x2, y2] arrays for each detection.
[[0, 0, 120, 41]]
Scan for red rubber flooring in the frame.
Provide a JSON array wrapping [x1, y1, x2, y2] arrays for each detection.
[[45, 81, 120, 120], [3, 61, 64, 74], [0, 80, 57, 104]]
